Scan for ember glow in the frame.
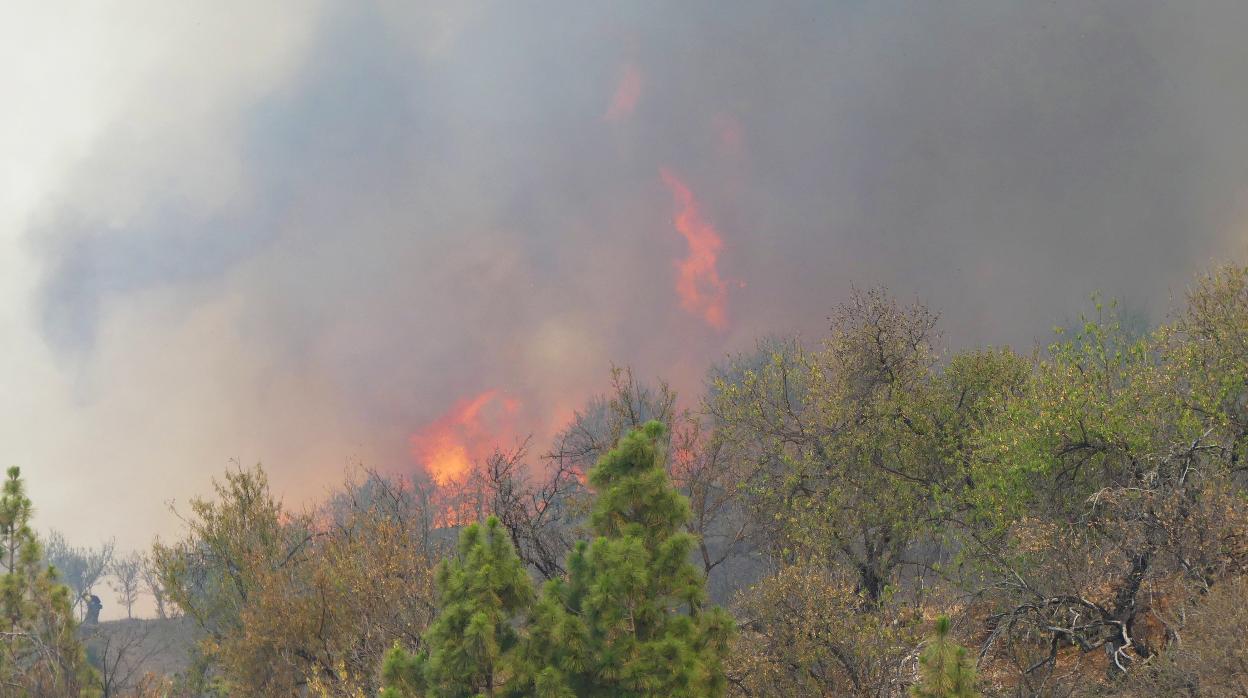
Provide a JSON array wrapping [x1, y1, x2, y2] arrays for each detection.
[[604, 63, 642, 122], [409, 390, 520, 485], [660, 168, 729, 330]]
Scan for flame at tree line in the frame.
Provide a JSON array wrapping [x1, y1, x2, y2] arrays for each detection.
[[409, 390, 521, 485], [407, 67, 735, 485], [409, 168, 733, 484]]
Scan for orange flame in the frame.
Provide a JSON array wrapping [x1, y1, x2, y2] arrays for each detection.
[[604, 63, 642, 122], [409, 390, 518, 485], [660, 168, 729, 329]]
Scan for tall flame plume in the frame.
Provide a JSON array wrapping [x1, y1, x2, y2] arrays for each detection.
[[660, 168, 729, 330]]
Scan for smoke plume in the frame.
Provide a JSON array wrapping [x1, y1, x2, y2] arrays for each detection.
[[7, 0, 1248, 546]]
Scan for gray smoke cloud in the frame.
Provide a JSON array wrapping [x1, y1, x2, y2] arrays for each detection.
[[18, 1, 1248, 546]]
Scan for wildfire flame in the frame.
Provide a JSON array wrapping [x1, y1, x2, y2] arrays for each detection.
[[409, 390, 519, 485], [660, 168, 729, 330], [604, 63, 642, 122]]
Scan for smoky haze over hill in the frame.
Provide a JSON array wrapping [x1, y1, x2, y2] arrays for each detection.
[[7, 0, 1248, 547]]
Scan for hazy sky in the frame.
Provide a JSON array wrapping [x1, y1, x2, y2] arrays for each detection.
[[4, 1, 1248, 556]]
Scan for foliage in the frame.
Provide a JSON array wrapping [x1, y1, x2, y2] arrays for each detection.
[[152, 465, 442, 696], [512, 421, 734, 697], [546, 365, 679, 476], [1109, 575, 1248, 697], [110, 552, 144, 620], [911, 617, 977, 698], [959, 289, 1248, 693], [84, 618, 175, 697], [138, 553, 172, 620], [0, 466, 101, 695], [727, 563, 920, 697], [105, 262, 1248, 695], [472, 443, 586, 582], [710, 290, 1027, 603], [44, 529, 115, 617], [478, 364, 753, 601], [381, 516, 534, 698]]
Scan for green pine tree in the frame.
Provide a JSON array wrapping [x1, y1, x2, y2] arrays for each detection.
[[0, 466, 100, 696], [911, 616, 978, 698], [512, 421, 734, 697], [382, 515, 534, 698]]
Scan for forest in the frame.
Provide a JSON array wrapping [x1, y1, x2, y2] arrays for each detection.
[[4, 260, 1248, 697]]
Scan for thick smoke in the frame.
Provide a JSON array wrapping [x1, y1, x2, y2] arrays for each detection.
[[20, 1, 1248, 546]]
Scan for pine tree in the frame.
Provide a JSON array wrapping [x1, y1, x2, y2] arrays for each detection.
[[512, 421, 734, 697], [382, 515, 534, 698], [0, 466, 100, 696], [911, 616, 978, 698]]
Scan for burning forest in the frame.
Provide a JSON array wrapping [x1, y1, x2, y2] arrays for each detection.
[[7, 1, 1248, 696]]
